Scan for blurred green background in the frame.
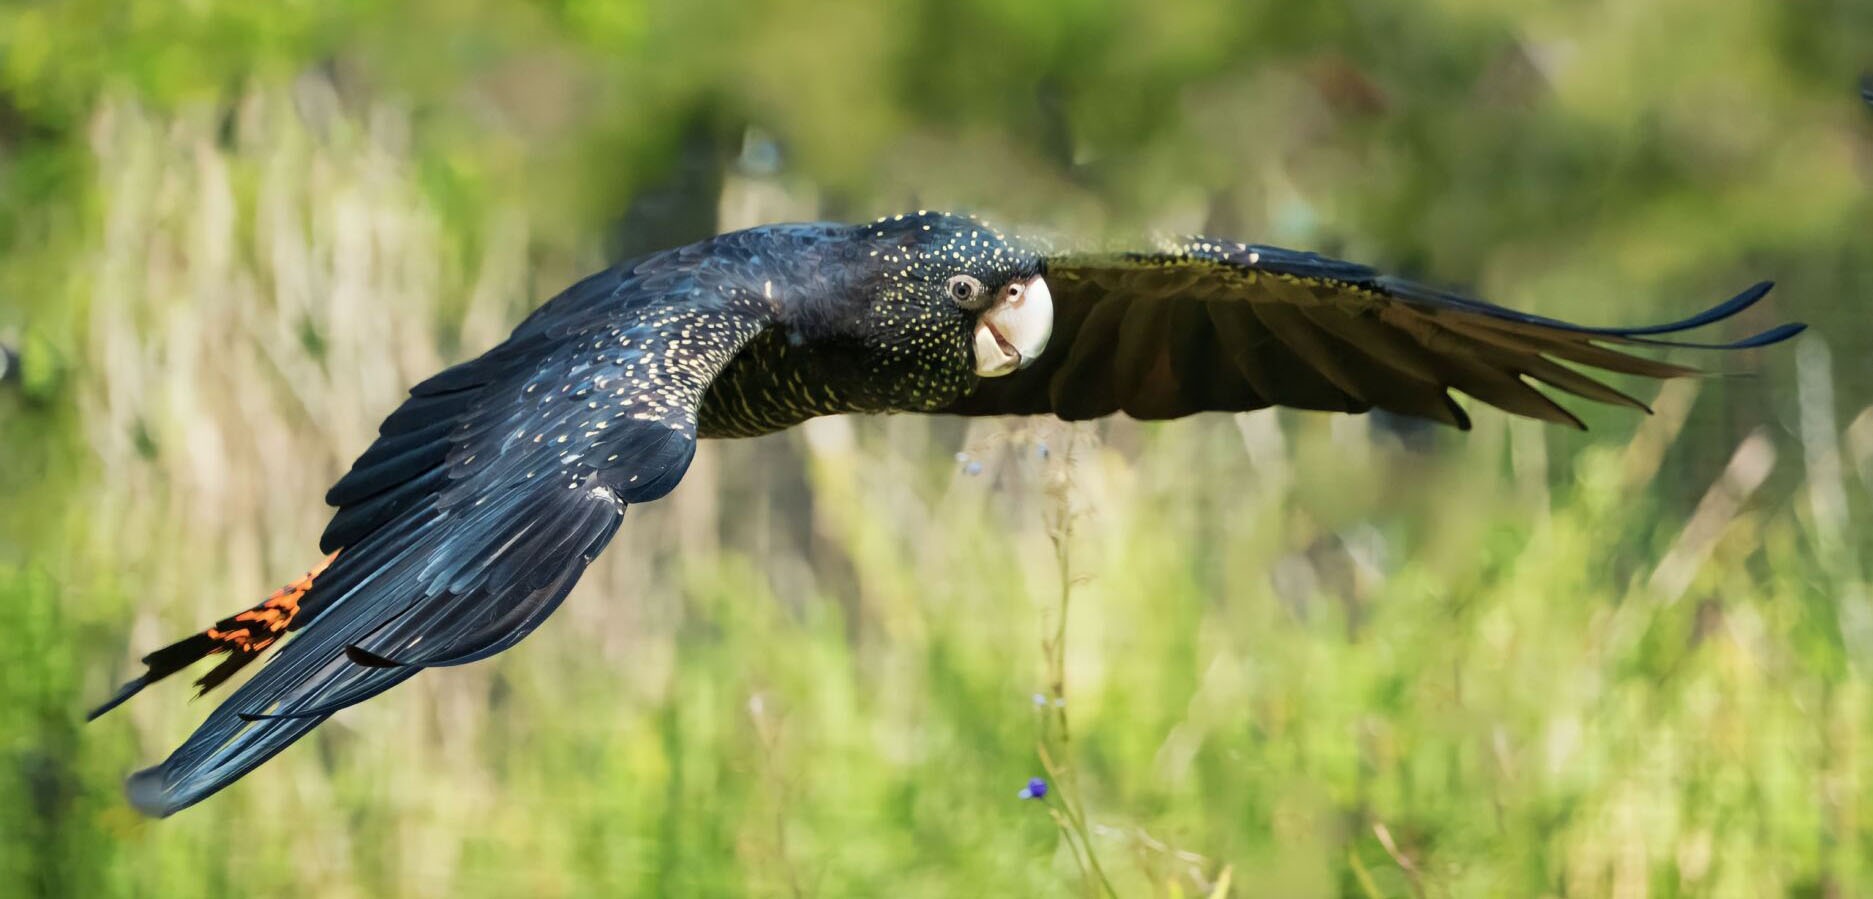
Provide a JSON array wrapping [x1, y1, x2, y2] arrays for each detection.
[[3, 1, 1871, 896]]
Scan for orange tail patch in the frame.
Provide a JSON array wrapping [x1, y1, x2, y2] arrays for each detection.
[[205, 551, 337, 656], [88, 551, 341, 721]]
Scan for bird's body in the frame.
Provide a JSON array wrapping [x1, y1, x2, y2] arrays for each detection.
[[691, 216, 1046, 436], [92, 211, 1801, 817]]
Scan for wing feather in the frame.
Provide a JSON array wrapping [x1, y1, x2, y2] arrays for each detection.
[[941, 239, 1801, 428], [117, 248, 773, 817], [1207, 300, 1364, 414], [1050, 294, 1132, 420]]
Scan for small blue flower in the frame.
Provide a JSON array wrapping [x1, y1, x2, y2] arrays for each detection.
[[1018, 777, 1048, 800]]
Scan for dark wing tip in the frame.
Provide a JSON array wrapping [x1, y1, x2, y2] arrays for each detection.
[[1444, 394, 1473, 431], [1730, 321, 1807, 348], [1625, 320, 1806, 351], [86, 675, 151, 722], [1604, 281, 1772, 338], [1862, 73, 1873, 107], [125, 765, 181, 818], [344, 644, 408, 669], [1602, 282, 1804, 350]]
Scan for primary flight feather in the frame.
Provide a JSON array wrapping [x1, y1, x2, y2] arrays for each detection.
[[91, 211, 1802, 816]]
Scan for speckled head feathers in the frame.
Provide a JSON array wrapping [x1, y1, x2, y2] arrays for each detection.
[[857, 210, 1044, 287], [847, 210, 1048, 387]]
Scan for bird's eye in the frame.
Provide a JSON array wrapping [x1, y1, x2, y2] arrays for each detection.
[[946, 274, 985, 307]]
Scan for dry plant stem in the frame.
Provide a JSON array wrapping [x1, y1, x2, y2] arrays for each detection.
[[1038, 743, 1117, 899], [1129, 825, 1217, 889], [1043, 424, 1077, 744], [1373, 821, 1426, 899], [1047, 525, 1072, 742], [1047, 806, 1098, 895], [1036, 424, 1119, 899]]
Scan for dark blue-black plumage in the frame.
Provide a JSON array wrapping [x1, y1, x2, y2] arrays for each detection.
[[93, 212, 1801, 816]]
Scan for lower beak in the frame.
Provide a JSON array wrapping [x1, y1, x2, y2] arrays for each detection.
[[973, 275, 1053, 378]]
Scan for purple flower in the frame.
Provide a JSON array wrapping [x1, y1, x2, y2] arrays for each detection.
[[1018, 777, 1048, 800]]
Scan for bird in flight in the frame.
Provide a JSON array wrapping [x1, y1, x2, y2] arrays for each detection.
[[92, 211, 1802, 816]]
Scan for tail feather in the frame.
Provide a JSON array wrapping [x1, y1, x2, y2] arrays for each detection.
[[111, 474, 632, 817], [87, 552, 339, 722]]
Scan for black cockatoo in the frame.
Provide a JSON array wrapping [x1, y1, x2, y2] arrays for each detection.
[[92, 211, 1802, 816]]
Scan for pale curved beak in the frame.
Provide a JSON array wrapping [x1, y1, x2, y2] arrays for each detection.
[[973, 274, 1053, 378]]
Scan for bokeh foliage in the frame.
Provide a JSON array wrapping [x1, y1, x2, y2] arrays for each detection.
[[2, 1, 1871, 896]]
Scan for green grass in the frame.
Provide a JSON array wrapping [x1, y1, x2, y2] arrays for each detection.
[[15, 384, 1872, 896]]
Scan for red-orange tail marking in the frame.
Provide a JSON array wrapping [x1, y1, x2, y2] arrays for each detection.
[[204, 550, 337, 655], [87, 550, 342, 721]]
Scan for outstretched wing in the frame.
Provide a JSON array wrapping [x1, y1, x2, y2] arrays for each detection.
[[941, 240, 1803, 428], [122, 249, 773, 817]]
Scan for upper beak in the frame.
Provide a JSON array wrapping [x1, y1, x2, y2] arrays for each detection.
[[973, 274, 1053, 378]]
